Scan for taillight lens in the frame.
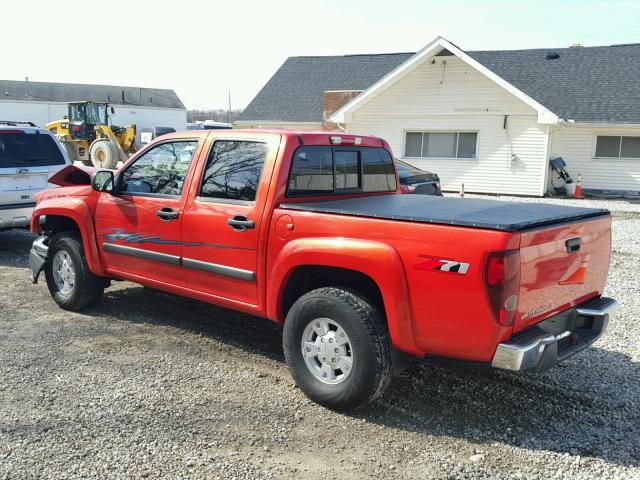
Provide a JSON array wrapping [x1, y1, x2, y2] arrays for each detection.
[[400, 184, 416, 194], [484, 250, 520, 327]]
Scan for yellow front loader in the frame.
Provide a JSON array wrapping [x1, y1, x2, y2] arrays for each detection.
[[46, 101, 138, 169]]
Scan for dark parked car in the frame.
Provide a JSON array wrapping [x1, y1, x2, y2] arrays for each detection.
[[395, 159, 442, 195]]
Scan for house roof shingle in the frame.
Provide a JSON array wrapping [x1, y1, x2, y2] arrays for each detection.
[[239, 43, 640, 124], [238, 53, 412, 122], [0, 79, 185, 109]]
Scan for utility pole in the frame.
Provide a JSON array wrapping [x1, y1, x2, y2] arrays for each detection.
[[228, 89, 232, 125]]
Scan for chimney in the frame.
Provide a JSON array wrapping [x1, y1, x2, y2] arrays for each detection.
[[322, 90, 363, 130], [569, 43, 584, 48]]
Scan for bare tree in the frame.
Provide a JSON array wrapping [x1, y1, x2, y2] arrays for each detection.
[[187, 109, 243, 123]]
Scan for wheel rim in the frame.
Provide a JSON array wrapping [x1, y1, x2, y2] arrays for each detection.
[[301, 317, 354, 385], [52, 250, 76, 295], [95, 148, 106, 168]]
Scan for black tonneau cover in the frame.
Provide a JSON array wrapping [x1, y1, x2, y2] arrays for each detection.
[[281, 195, 609, 232]]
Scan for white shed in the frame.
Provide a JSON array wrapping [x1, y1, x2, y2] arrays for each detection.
[[0, 79, 187, 141]]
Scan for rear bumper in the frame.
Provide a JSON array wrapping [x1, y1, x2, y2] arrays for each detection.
[[491, 296, 617, 371], [0, 203, 36, 230]]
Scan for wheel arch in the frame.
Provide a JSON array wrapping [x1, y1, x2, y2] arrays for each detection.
[[268, 238, 420, 355], [30, 199, 105, 276]]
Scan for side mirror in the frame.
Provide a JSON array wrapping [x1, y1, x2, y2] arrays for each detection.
[[91, 170, 115, 193]]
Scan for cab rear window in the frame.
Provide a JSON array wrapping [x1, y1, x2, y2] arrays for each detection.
[[0, 132, 65, 168], [287, 146, 396, 196]]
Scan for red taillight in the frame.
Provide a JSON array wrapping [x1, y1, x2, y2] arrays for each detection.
[[484, 250, 520, 327], [400, 184, 416, 194]]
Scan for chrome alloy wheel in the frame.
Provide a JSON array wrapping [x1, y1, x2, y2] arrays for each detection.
[[301, 318, 354, 385], [52, 250, 76, 295]]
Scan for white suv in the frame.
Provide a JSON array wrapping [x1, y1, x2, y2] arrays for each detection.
[[0, 122, 71, 230]]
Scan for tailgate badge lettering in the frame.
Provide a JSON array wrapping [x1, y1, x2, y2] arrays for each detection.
[[522, 303, 553, 320], [415, 256, 469, 275]]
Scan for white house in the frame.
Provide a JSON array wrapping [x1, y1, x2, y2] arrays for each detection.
[[238, 37, 640, 196], [0, 79, 187, 141]]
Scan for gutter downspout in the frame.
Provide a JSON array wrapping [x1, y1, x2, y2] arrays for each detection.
[[541, 125, 552, 196]]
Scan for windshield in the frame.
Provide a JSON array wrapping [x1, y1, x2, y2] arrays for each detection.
[[395, 159, 421, 175], [0, 132, 65, 167], [86, 104, 107, 124], [69, 103, 107, 124]]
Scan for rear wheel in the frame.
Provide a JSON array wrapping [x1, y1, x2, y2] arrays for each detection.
[[283, 287, 392, 411], [58, 140, 79, 164], [45, 232, 105, 311], [89, 140, 119, 169]]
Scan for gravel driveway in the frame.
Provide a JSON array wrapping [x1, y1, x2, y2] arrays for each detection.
[[0, 197, 638, 479]]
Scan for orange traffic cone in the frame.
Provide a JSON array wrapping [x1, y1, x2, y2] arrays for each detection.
[[460, 182, 465, 198], [573, 173, 583, 199]]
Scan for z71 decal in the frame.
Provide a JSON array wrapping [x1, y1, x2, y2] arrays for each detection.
[[415, 255, 470, 275]]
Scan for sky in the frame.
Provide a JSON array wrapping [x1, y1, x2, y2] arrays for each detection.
[[4, 0, 639, 110]]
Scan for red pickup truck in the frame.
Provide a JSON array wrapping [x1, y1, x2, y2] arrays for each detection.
[[29, 130, 616, 411]]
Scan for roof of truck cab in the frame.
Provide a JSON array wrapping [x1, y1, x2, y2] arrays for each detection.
[[161, 129, 386, 146]]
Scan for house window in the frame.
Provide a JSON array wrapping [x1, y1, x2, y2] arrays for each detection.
[[595, 136, 640, 159], [404, 132, 478, 159]]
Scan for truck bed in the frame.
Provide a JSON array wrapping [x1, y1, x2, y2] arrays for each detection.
[[281, 195, 609, 232]]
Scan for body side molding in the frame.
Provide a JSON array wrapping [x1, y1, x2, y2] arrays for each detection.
[[102, 242, 181, 265]]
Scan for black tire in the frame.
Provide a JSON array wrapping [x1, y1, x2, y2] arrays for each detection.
[[89, 140, 119, 169], [59, 140, 79, 164], [283, 287, 392, 411], [44, 232, 105, 311]]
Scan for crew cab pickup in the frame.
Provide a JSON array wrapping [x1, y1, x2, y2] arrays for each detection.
[[29, 130, 617, 411]]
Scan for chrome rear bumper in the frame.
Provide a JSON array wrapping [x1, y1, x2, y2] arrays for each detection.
[[0, 203, 35, 230], [492, 297, 617, 371]]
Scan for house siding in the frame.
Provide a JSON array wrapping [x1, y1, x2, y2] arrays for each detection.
[[549, 126, 640, 193], [348, 56, 547, 196]]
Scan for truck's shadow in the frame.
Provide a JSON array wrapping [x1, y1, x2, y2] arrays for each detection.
[[94, 285, 639, 468]]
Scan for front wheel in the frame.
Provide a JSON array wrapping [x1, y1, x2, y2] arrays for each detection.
[[89, 140, 119, 169], [44, 232, 105, 311], [283, 287, 392, 411]]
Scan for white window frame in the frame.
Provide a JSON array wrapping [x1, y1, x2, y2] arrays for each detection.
[[402, 130, 479, 160], [593, 134, 640, 160]]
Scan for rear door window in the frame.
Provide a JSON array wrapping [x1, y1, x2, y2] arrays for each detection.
[[0, 132, 65, 168], [199, 140, 268, 202], [287, 146, 396, 196]]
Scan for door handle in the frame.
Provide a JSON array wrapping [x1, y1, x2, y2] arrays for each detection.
[[156, 207, 180, 221], [227, 215, 255, 232], [566, 237, 581, 253]]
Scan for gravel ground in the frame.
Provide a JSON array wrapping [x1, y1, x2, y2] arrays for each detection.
[[0, 196, 639, 480]]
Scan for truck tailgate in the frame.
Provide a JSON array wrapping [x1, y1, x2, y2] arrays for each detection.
[[516, 215, 612, 332]]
